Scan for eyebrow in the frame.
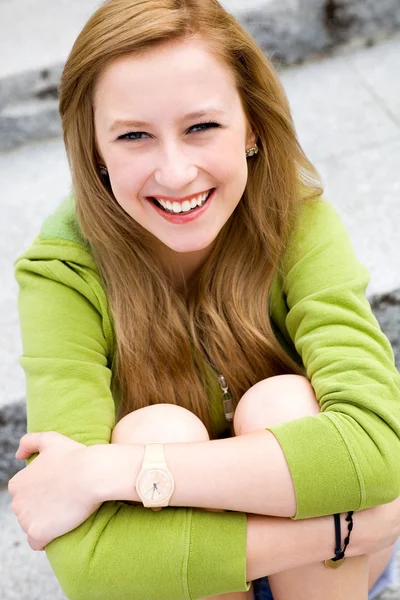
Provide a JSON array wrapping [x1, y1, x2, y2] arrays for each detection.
[[109, 109, 226, 133]]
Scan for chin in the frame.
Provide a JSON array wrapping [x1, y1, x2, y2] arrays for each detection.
[[168, 238, 216, 254]]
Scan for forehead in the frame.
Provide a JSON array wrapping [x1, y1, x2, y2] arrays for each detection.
[[94, 36, 239, 120]]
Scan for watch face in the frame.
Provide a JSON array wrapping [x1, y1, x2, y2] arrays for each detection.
[[137, 469, 173, 503]]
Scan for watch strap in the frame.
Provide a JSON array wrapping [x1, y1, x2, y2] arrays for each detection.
[[142, 442, 165, 465]]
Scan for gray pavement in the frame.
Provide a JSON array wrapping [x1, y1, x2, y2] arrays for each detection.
[[1, 23, 400, 600], [2, 0, 400, 150], [2, 0, 398, 79], [0, 0, 102, 78]]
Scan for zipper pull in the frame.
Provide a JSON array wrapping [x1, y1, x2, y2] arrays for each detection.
[[217, 374, 234, 422]]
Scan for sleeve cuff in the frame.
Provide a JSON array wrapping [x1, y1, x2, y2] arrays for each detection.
[[267, 414, 361, 520], [187, 508, 251, 598]]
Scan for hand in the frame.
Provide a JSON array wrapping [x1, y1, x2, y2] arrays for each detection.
[[8, 432, 103, 551]]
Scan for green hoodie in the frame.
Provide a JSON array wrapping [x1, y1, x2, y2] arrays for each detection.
[[14, 195, 400, 599]]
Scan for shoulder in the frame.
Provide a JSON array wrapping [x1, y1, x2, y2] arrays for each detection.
[[14, 195, 115, 357], [282, 195, 356, 270], [14, 194, 98, 272], [40, 194, 88, 247], [291, 196, 344, 246]]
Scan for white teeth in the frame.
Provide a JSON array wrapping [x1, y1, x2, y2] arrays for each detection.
[[181, 200, 192, 212], [153, 190, 212, 214], [172, 202, 182, 213]]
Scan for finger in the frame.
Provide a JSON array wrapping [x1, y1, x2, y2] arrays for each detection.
[[15, 432, 46, 460], [27, 533, 44, 552]]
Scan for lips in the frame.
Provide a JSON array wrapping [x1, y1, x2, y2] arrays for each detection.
[[150, 189, 213, 214], [147, 188, 215, 224]]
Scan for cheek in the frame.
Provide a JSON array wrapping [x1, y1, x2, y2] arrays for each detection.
[[108, 162, 144, 204], [217, 153, 248, 192], [213, 135, 248, 179]]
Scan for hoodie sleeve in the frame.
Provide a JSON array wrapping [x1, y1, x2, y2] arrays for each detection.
[[267, 198, 400, 520], [14, 244, 250, 600]]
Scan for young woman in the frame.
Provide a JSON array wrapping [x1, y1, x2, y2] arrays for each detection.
[[9, 1, 400, 599]]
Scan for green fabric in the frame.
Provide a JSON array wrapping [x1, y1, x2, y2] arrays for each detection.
[[267, 199, 400, 518], [14, 195, 400, 599]]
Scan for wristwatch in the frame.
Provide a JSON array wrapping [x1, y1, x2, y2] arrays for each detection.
[[135, 443, 175, 511]]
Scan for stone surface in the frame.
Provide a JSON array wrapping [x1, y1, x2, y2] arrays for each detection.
[[0, 485, 67, 600], [0, 99, 61, 151], [0, 403, 26, 483], [279, 53, 398, 162], [0, 0, 100, 79], [370, 290, 400, 368], [279, 37, 400, 297], [346, 34, 400, 124], [1, 0, 400, 149], [0, 138, 72, 417], [242, 0, 331, 66], [323, 0, 400, 42], [316, 139, 400, 298], [0, 66, 62, 150]]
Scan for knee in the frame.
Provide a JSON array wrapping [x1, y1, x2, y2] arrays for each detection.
[[111, 403, 210, 445], [233, 374, 320, 436]]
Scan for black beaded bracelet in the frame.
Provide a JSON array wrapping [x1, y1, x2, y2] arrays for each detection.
[[324, 511, 354, 569]]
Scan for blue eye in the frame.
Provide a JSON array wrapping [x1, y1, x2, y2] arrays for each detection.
[[117, 131, 148, 141], [117, 121, 220, 141], [188, 121, 221, 133]]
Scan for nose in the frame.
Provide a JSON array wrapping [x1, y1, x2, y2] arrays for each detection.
[[153, 141, 198, 192]]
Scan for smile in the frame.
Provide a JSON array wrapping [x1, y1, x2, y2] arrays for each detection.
[[147, 188, 215, 224], [149, 189, 213, 214]]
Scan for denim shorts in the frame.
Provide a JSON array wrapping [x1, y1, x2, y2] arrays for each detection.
[[252, 538, 400, 600]]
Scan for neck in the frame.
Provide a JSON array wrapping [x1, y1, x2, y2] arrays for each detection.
[[153, 241, 214, 293]]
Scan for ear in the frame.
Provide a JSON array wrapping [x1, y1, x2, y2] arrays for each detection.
[[246, 127, 257, 149]]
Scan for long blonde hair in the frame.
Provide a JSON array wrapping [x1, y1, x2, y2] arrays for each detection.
[[59, 0, 323, 438]]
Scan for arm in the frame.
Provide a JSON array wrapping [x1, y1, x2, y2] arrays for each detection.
[[99, 198, 400, 520], [266, 197, 400, 519], [246, 502, 400, 581], [15, 250, 249, 600], [99, 433, 297, 516], [246, 512, 355, 581], [88, 443, 400, 582]]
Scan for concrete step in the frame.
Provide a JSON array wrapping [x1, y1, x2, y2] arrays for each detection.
[[1, 0, 400, 150], [0, 485, 67, 600]]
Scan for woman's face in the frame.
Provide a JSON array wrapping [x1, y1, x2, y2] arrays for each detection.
[[94, 35, 256, 260]]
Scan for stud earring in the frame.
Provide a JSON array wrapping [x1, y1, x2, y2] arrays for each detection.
[[99, 164, 108, 177], [246, 144, 259, 158]]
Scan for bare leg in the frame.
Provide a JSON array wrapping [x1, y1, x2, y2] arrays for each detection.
[[368, 545, 397, 590], [233, 374, 396, 599], [111, 376, 396, 599], [111, 404, 253, 600]]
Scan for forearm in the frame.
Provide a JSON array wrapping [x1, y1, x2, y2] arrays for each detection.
[[246, 512, 361, 580], [96, 432, 296, 517], [93, 444, 368, 583]]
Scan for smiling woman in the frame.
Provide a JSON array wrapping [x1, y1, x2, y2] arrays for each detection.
[[11, 1, 400, 600], [93, 36, 256, 262]]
